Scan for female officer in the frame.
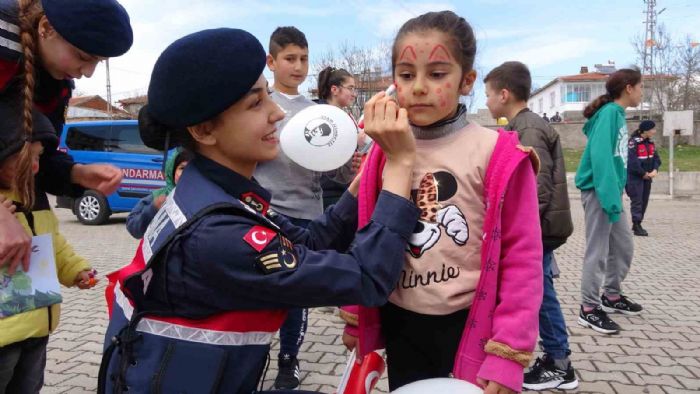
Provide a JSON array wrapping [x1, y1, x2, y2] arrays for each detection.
[[99, 28, 418, 394], [626, 120, 661, 236]]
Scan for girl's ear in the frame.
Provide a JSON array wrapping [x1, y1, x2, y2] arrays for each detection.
[[37, 16, 56, 39], [266, 54, 276, 72], [330, 85, 340, 96], [459, 70, 477, 95], [187, 122, 217, 147]]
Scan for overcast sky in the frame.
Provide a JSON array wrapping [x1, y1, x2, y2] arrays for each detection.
[[74, 0, 699, 110]]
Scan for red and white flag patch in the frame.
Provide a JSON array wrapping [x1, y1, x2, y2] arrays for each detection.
[[243, 226, 277, 252]]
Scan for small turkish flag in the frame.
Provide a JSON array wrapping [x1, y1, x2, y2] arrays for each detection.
[[243, 226, 277, 252]]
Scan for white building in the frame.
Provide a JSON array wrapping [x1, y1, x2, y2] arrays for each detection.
[[528, 63, 673, 121]]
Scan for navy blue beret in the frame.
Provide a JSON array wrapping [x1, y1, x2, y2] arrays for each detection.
[[42, 0, 133, 57], [639, 120, 656, 132], [147, 28, 266, 128]]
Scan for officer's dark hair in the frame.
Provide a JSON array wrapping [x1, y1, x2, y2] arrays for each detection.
[[483, 61, 532, 101], [583, 67, 642, 119], [392, 11, 476, 78], [317, 66, 353, 101], [269, 26, 308, 58]]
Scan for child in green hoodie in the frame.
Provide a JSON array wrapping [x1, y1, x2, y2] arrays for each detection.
[[126, 148, 194, 239], [575, 68, 644, 335]]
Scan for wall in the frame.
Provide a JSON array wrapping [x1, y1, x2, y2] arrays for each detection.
[[479, 120, 700, 149]]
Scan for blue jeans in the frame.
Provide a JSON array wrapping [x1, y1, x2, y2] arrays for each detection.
[[539, 249, 570, 360], [279, 217, 311, 358]]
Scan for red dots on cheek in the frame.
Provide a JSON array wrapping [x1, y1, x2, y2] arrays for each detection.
[[397, 85, 402, 93], [440, 100, 447, 108], [445, 82, 452, 89], [398, 94, 406, 106], [436, 88, 442, 94]]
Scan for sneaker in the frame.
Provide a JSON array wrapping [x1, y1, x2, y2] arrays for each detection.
[[274, 354, 300, 390], [578, 306, 621, 334], [523, 355, 579, 391], [601, 294, 643, 316]]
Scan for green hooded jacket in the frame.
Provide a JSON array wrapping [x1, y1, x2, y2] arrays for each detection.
[[152, 149, 180, 199], [575, 102, 628, 223]]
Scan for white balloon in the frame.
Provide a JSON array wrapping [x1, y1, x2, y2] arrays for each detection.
[[280, 104, 358, 172], [392, 378, 483, 393]]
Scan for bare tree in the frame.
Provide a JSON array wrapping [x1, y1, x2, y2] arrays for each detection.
[[674, 36, 700, 111], [632, 26, 700, 115], [312, 40, 391, 117]]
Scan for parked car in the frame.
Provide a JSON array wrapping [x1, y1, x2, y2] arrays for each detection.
[[56, 120, 166, 225]]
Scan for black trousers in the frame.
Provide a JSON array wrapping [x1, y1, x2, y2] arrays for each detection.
[[380, 302, 469, 391], [626, 177, 652, 223], [0, 336, 48, 394]]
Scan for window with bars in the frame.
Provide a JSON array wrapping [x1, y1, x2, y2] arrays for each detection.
[[561, 82, 605, 103]]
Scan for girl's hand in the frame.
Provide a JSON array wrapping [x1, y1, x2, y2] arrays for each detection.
[[362, 92, 415, 166], [154, 195, 167, 210], [0, 204, 31, 275], [351, 152, 363, 174], [71, 164, 123, 196], [0, 195, 16, 214], [342, 332, 358, 352], [477, 378, 516, 394], [75, 269, 99, 289]]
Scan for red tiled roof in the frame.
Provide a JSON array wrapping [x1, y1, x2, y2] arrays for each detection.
[[69, 95, 131, 117], [118, 95, 147, 105]]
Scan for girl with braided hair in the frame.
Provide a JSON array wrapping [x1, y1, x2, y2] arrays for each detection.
[[0, 0, 132, 274]]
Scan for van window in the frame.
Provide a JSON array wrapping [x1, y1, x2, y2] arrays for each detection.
[[65, 125, 111, 151], [111, 125, 159, 154], [65, 124, 158, 154]]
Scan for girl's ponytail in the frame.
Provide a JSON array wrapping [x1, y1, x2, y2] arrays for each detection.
[[317, 66, 333, 101], [15, 0, 43, 207], [583, 94, 612, 119]]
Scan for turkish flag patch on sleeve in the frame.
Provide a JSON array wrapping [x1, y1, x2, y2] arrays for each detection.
[[243, 225, 277, 252]]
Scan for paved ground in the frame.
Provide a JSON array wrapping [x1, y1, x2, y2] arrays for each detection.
[[41, 195, 700, 393]]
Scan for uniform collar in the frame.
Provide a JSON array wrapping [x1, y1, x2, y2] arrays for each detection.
[[192, 154, 272, 215]]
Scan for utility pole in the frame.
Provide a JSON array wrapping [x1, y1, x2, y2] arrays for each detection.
[[642, 0, 666, 118], [106, 59, 113, 119]]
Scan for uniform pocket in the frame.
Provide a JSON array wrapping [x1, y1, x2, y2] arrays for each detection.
[[151, 340, 228, 394]]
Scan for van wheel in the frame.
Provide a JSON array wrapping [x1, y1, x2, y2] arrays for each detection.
[[75, 191, 110, 225]]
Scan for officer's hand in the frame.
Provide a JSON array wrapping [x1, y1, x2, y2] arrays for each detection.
[[0, 204, 31, 276], [71, 164, 123, 196], [643, 173, 651, 180], [650, 170, 658, 178], [342, 332, 358, 351], [362, 92, 415, 166]]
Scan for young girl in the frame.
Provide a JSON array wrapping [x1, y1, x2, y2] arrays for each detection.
[[0, 101, 96, 394], [126, 147, 193, 239], [316, 66, 361, 209], [0, 0, 132, 271], [626, 120, 660, 236], [576, 68, 644, 335], [99, 28, 419, 394], [340, 10, 543, 394]]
